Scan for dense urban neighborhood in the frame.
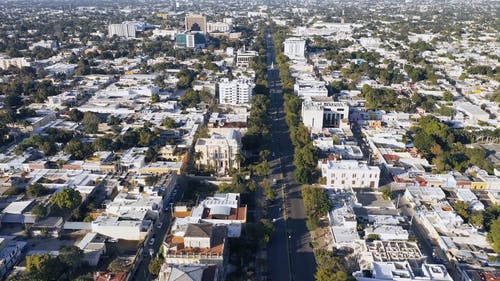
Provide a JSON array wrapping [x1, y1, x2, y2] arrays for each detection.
[[0, 0, 499, 281]]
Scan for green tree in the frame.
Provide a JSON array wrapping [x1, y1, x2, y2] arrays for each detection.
[[151, 93, 160, 103], [64, 139, 94, 160], [454, 201, 470, 221], [59, 246, 84, 269], [68, 109, 84, 122], [148, 257, 164, 276], [81, 112, 100, 133], [163, 117, 177, 129], [27, 183, 49, 198], [31, 204, 47, 218], [302, 187, 331, 222], [50, 188, 82, 210], [470, 211, 484, 228], [381, 187, 392, 200], [442, 91, 454, 102], [487, 217, 500, 253]]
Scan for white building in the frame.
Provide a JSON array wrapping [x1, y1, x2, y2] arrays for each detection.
[[108, 21, 145, 38], [236, 49, 258, 67], [207, 22, 231, 33], [0, 56, 32, 70], [218, 78, 254, 105], [294, 78, 328, 98], [194, 129, 241, 175], [91, 216, 151, 240], [284, 37, 306, 60], [355, 262, 453, 281], [319, 160, 380, 189], [301, 98, 349, 131]]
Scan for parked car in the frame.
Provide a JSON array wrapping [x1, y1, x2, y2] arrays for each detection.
[[148, 238, 155, 246]]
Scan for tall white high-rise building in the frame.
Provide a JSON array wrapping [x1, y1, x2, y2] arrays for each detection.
[[284, 37, 306, 59], [218, 78, 254, 105], [108, 21, 145, 38]]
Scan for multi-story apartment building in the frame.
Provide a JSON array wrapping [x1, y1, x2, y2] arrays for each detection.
[[218, 78, 254, 105], [108, 21, 145, 38], [194, 129, 241, 175], [301, 97, 349, 131], [284, 37, 306, 60], [319, 159, 380, 189]]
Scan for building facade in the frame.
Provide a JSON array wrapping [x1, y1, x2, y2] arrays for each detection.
[[319, 160, 380, 189], [108, 22, 145, 38], [194, 129, 241, 175], [185, 14, 207, 33], [218, 78, 254, 105], [301, 98, 349, 131], [284, 38, 306, 59]]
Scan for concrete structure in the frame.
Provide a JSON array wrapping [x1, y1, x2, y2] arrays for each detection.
[[319, 160, 380, 189], [0, 56, 32, 70], [284, 38, 306, 60], [108, 21, 146, 38], [236, 49, 258, 67], [0, 237, 27, 278], [158, 264, 217, 281], [455, 102, 490, 123], [91, 216, 151, 240], [301, 98, 349, 131], [218, 78, 254, 105], [175, 33, 206, 49], [355, 262, 453, 281], [76, 232, 106, 266], [185, 14, 207, 33], [294, 78, 328, 98], [207, 22, 231, 33], [194, 129, 242, 175], [175, 193, 247, 238]]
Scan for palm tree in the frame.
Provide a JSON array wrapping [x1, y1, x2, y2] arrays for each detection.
[[235, 152, 245, 171], [194, 151, 203, 170]]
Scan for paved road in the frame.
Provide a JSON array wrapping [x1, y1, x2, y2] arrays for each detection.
[[265, 27, 317, 281], [130, 177, 186, 281]]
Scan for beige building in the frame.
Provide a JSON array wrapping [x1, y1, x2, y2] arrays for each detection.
[[194, 129, 241, 175], [185, 14, 207, 33]]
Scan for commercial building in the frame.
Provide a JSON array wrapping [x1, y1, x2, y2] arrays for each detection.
[[175, 33, 206, 49], [108, 21, 146, 38], [207, 22, 231, 33], [294, 78, 328, 98], [319, 160, 381, 189], [185, 14, 207, 33], [284, 37, 306, 60], [236, 49, 258, 67], [301, 97, 349, 131], [218, 78, 254, 105], [194, 129, 242, 175]]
